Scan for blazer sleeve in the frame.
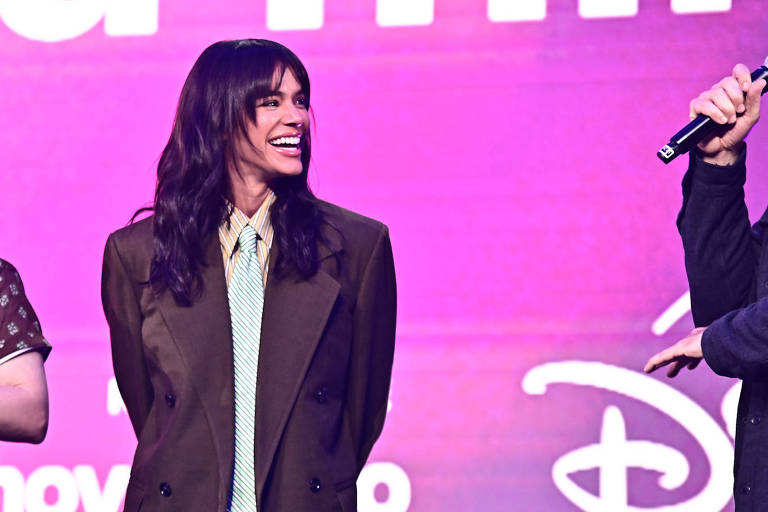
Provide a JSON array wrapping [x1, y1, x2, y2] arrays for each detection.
[[702, 298, 768, 379], [677, 147, 761, 326], [101, 234, 153, 438], [346, 225, 397, 472], [678, 147, 768, 378]]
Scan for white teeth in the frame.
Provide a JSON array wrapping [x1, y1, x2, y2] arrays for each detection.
[[270, 136, 300, 146]]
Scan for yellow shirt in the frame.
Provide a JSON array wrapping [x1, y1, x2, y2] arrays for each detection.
[[218, 192, 276, 287]]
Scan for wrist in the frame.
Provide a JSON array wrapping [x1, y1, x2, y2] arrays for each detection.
[[699, 143, 744, 166]]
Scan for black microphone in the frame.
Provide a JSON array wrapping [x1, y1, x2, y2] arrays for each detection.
[[657, 58, 768, 164]]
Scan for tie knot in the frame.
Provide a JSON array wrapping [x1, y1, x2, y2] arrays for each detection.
[[238, 224, 259, 255]]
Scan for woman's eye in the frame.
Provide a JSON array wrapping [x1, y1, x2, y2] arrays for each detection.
[[296, 97, 308, 107], [261, 100, 279, 107]]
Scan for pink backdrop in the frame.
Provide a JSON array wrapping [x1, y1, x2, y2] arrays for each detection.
[[2, 1, 767, 510]]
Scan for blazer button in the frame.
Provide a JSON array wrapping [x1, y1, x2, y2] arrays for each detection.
[[165, 393, 176, 408], [309, 478, 322, 493], [159, 482, 172, 497], [743, 484, 752, 494], [315, 387, 327, 404], [750, 416, 761, 425]]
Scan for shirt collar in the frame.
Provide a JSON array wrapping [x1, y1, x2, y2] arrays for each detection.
[[219, 191, 276, 258]]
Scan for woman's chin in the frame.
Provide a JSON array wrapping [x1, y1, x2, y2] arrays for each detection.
[[272, 165, 304, 177]]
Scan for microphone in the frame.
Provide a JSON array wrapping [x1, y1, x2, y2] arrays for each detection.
[[657, 57, 768, 164]]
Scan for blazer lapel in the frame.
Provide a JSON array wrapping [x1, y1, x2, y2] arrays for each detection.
[[153, 227, 343, 505], [154, 234, 235, 503], [254, 241, 342, 500]]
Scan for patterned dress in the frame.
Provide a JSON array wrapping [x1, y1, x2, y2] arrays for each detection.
[[0, 259, 51, 365]]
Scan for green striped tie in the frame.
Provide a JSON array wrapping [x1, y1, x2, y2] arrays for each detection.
[[228, 224, 262, 511]]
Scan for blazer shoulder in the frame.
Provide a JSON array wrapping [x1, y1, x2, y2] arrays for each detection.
[[109, 215, 154, 245], [319, 201, 388, 244], [105, 215, 154, 279]]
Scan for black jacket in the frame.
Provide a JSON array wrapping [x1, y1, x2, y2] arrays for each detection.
[[680, 147, 768, 510]]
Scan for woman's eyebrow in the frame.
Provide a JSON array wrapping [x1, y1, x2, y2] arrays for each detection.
[[265, 88, 305, 97]]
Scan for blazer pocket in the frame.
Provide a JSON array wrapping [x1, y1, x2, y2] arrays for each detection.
[[334, 480, 357, 512], [123, 480, 146, 512]]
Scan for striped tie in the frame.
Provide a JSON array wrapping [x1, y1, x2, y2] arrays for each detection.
[[228, 224, 262, 511]]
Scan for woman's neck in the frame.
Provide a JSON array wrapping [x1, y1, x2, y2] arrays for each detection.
[[228, 173, 270, 217]]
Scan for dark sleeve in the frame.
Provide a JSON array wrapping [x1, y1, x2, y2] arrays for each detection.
[[677, 147, 768, 378], [0, 260, 51, 366], [101, 235, 153, 438], [677, 147, 761, 326], [702, 300, 768, 378], [345, 225, 397, 472]]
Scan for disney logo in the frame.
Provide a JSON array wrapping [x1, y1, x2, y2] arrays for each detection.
[[522, 361, 739, 511]]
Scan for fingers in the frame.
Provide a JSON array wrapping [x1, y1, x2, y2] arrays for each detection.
[[733, 63, 752, 92], [719, 77, 746, 116], [644, 339, 703, 376], [667, 359, 683, 378], [691, 79, 743, 123], [745, 78, 765, 119], [689, 64, 757, 123], [710, 86, 739, 123], [690, 91, 733, 124], [644, 346, 677, 373], [644, 351, 664, 373], [645, 327, 705, 376], [645, 354, 701, 378], [667, 357, 703, 377], [690, 97, 724, 123]]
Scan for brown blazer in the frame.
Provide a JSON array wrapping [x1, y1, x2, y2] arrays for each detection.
[[101, 202, 396, 511]]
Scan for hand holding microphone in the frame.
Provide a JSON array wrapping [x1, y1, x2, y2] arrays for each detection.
[[658, 61, 768, 165]]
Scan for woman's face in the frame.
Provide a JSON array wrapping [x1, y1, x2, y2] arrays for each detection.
[[232, 67, 309, 183]]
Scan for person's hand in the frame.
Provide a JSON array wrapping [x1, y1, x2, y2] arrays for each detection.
[[643, 327, 706, 378], [690, 64, 765, 166]]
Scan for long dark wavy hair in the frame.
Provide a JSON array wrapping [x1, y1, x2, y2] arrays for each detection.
[[147, 39, 327, 305]]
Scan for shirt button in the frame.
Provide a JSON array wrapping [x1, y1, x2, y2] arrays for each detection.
[[165, 393, 176, 408], [309, 478, 322, 493], [751, 416, 761, 425], [315, 387, 327, 404], [159, 482, 172, 497]]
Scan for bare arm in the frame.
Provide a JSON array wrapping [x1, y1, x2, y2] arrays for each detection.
[[0, 350, 49, 443]]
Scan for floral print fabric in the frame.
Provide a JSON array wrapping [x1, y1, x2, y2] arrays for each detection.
[[0, 259, 51, 365]]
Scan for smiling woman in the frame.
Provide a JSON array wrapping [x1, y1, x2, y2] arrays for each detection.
[[229, 67, 310, 216], [101, 39, 396, 512]]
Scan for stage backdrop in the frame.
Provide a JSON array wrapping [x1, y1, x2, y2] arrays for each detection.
[[1, 1, 767, 511]]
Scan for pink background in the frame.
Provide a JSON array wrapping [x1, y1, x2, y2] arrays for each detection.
[[2, 1, 768, 510]]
